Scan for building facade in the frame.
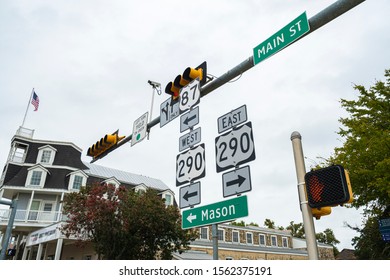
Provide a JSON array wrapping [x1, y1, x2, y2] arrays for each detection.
[[181, 224, 334, 260], [0, 127, 174, 260]]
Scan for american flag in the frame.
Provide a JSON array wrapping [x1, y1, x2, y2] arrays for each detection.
[[31, 91, 39, 111]]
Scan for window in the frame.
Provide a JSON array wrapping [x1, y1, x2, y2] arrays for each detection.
[[282, 237, 289, 248], [68, 171, 88, 191], [271, 235, 277, 247], [72, 175, 83, 190], [135, 184, 147, 193], [43, 203, 53, 212], [40, 150, 52, 163], [164, 194, 172, 206], [10, 142, 28, 163], [37, 145, 57, 165], [259, 234, 266, 246], [217, 229, 224, 241], [26, 165, 49, 187], [30, 171, 42, 186], [246, 232, 253, 244], [200, 227, 208, 240], [232, 231, 239, 243]]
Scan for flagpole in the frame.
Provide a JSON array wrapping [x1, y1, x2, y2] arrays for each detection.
[[21, 88, 34, 128]]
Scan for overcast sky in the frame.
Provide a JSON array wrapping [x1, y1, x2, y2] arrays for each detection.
[[1, 0, 389, 251]]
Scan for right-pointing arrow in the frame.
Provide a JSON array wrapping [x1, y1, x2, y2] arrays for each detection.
[[226, 175, 246, 187]]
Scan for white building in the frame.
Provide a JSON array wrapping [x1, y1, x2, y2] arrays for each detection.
[[0, 127, 175, 260]]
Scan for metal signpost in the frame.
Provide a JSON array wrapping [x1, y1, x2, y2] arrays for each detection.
[[0, 199, 17, 260], [85, 0, 367, 261]]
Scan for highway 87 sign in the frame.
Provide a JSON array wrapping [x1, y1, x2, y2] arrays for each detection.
[[176, 143, 206, 186], [215, 122, 255, 173]]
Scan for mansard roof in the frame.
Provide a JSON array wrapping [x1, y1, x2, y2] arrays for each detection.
[[83, 162, 170, 191]]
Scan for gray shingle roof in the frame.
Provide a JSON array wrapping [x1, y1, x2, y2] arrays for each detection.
[[83, 162, 170, 191]]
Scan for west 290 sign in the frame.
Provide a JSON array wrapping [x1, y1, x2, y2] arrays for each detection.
[[215, 122, 256, 173]]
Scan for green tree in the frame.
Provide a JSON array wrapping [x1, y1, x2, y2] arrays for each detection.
[[328, 69, 390, 213], [286, 221, 305, 238], [61, 183, 197, 259], [326, 69, 390, 258], [230, 220, 246, 227], [264, 219, 275, 229], [348, 215, 390, 259], [315, 228, 340, 256]]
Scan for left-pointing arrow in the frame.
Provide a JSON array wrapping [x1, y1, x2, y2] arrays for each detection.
[[187, 213, 197, 223], [183, 190, 198, 201], [184, 114, 197, 126], [226, 175, 246, 187]]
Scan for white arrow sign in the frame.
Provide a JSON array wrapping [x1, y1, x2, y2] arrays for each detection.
[[187, 213, 197, 223]]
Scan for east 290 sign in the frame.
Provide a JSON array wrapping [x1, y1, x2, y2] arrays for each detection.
[[176, 143, 206, 186], [215, 122, 256, 173]]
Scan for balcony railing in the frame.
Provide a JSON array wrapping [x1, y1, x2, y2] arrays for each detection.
[[16, 126, 34, 139], [0, 209, 63, 224]]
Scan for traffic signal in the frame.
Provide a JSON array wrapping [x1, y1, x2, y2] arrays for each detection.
[[165, 61, 207, 99], [305, 165, 353, 208], [87, 131, 125, 158], [311, 206, 331, 220]]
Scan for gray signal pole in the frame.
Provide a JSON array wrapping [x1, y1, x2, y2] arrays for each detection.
[[290, 132, 319, 260], [0, 199, 17, 260], [90, 0, 366, 163]]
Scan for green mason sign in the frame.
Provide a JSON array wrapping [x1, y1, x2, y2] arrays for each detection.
[[253, 12, 310, 65], [182, 195, 249, 229]]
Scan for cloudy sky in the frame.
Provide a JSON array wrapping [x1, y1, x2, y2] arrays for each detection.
[[1, 0, 389, 251]]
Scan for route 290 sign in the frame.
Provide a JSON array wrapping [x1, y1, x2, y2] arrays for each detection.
[[176, 143, 206, 186], [215, 122, 256, 173]]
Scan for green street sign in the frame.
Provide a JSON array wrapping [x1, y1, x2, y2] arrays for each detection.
[[253, 12, 310, 65], [182, 195, 248, 229]]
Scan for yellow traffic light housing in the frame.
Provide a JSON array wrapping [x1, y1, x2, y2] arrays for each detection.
[[87, 131, 125, 159], [165, 61, 207, 99], [304, 165, 353, 208], [311, 206, 331, 220]]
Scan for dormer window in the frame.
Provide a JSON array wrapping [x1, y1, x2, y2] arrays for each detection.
[[40, 150, 52, 163], [30, 170, 42, 185], [26, 165, 50, 188], [134, 184, 147, 194], [73, 175, 84, 190], [161, 191, 174, 206], [103, 177, 121, 188], [68, 170, 88, 191], [37, 145, 57, 165]]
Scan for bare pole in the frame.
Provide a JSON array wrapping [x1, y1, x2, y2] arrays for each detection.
[[290, 132, 319, 260], [0, 200, 17, 260]]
